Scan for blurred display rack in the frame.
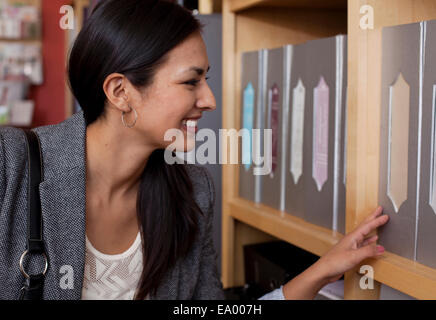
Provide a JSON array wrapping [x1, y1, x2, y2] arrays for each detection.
[[0, 0, 42, 127]]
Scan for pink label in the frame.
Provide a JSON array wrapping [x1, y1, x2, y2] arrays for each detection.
[[269, 83, 279, 177], [313, 76, 329, 191]]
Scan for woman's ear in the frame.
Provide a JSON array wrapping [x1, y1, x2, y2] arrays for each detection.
[[102, 73, 131, 113]]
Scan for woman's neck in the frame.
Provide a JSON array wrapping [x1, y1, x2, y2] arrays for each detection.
[[85, 117, 155, 202]]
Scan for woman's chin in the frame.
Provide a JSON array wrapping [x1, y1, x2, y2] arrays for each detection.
[[184, 142, 196, 153], [170, 140, 196, 154]]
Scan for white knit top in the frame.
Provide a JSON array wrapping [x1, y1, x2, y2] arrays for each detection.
[[81, 232, 148, 300], [80, 232, 284, 300]]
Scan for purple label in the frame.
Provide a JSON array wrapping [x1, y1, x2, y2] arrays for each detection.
[[313, 76, 329, 191], [269, 83, 279, 177]]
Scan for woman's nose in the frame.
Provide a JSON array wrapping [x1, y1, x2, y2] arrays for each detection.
[[197, 83, 217, 111]]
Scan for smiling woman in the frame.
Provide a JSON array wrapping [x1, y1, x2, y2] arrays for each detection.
[[0, 0, 221, 301], [67, 0, 217, 300]]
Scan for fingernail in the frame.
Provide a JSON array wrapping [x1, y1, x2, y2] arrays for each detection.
[[377, 245, 385, 253]]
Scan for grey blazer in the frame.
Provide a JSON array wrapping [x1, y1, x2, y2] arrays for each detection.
[[0, 111, 225, 300]]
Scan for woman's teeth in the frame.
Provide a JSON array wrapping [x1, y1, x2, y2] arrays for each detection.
[[182, 119, 197, 126], [182, 119, 198, 133]]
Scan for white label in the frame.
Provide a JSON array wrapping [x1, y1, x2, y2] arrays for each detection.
[[387, 73, 410, 213], [290, 78, 306, 184]]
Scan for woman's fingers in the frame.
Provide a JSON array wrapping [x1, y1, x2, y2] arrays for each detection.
[[356, 214, 389, 239], [348, 212, 389, 247], [361, 206, 384, 225], [361, 235, 378, 247], [357, 242, 385, 262]]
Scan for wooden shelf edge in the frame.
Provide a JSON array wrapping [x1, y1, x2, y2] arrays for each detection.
[[228, 198, 436, 299], [229, 0, 347, 13], [229, 0, 260, 12], [362, 251, 436, 299], [227, 197, 343, 257]]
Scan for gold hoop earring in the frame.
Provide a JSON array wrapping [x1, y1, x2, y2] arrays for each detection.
[[121, 105, 138, 128]]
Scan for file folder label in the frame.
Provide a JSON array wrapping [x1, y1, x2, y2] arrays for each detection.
[[267, 83, 280, 177], [291, 78, 306, 184], [313, 76, 330, 192], [387, 73, 410, 212], [243, 82, 255, 171]]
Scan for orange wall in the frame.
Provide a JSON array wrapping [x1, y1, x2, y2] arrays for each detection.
[[29, 0, 68, 127]]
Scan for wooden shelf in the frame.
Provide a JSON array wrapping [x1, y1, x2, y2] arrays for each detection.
[[199, 0, 222, 14], [229, 198, 343, 257], [345, 0, 436, 299], [229, 0, 347, 13], [367, 251, 436, 299], [221, 0, 347, 290], [229, 197, 436, 299], [222, 0, 436, 300]]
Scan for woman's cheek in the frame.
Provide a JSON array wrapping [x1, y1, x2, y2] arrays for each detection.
[[159, 122, 185, 151]]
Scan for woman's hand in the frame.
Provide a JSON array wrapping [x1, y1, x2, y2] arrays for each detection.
[[313, 206, 389, 284], [282, 206, 389, 299]]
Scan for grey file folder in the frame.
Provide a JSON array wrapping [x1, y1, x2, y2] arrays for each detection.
[[337, 36, 347, 235], [378, 22, 422, 260], [261, 47, 285, 211], [239, 50, 264, 202], [417, 20, 436, 268], [302, 35, 347, 231]]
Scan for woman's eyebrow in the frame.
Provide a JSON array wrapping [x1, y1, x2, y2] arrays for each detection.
[[187, 65, 211, 75]]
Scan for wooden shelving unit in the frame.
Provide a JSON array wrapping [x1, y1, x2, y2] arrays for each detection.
[[221, 0, 436, 300], [229, 198, 343, 257], [228, 0, 347, 12], [199, 0, 222, 14]]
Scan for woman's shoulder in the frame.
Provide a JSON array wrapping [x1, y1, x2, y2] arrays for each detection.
[[0, 127, 28, 203], [0, 126, 27, 149], [0, 112, 85, 162], [0, 126, 28, 167], [184, 164, 214, 192], [183, 164, 216, 211]]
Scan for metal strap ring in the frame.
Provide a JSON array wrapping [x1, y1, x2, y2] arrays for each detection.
[[19, 250, 48, 279]]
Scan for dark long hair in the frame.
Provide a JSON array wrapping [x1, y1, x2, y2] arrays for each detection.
[[68, 0, 204, 299]]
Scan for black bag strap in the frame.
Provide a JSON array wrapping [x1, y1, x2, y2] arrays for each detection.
[[24, 129, 44, 252], [19, 129, 47, 300]]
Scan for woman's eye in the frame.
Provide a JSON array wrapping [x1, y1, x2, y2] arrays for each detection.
[[185, 79, 200, 86]]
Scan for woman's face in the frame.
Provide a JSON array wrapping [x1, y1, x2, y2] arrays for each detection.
[[127, 31, 216, 153]]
